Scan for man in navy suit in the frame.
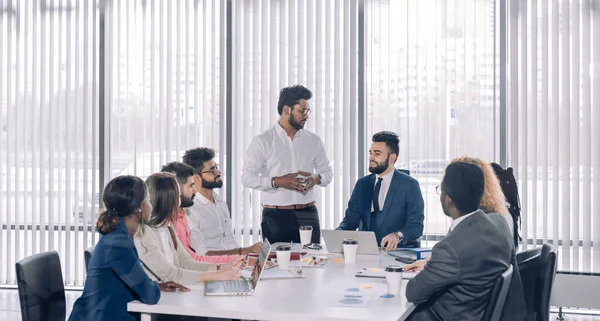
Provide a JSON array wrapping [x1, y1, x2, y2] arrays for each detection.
[[337, 131, 424, 250]]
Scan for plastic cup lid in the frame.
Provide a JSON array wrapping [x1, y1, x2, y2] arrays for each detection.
[[299, 225, 313, 230], [342, 238, 358, 245], [385, 265, 403, 273], [276, 245, 292, 251]]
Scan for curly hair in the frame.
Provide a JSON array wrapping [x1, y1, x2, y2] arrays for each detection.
[[182, 147, 215, 173], [451, 155, 509, 216]]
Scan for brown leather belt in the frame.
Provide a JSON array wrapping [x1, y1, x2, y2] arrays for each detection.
[[263, 201, 316, 210]]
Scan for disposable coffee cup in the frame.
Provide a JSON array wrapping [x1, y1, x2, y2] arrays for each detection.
[[299, 225, 313, 245], [276, 245, 292, 270], [385, 265, 403, 294], [342, 238, 358, 263]]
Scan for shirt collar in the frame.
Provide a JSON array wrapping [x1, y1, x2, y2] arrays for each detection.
[[449, 210, 479, 232], [195, 191, 222, 205], [274, 121, 304, 138], [116, 219, 132, 239], [376, 169, 395, 182]]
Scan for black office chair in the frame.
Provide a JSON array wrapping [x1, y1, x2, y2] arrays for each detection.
[[84, 245, 95, 271], [536, 244, 557, 321], [482, 264, 514, 321], [517, 244, 557, 321], [15, 251, 66, 321]]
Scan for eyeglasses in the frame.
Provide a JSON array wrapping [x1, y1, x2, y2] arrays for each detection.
[[298, 108, 311, 116], [201, 164, 219, 175], [435, 185, 441, 195]]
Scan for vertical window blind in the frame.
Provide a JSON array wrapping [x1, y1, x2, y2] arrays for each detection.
[[365, 0, 498, 236], [1, 0, 598, 287], [0, 0, 99, 285], [104, 0, 224, 196], [507, 0, 600, 272], [230, 0, 360, 247]]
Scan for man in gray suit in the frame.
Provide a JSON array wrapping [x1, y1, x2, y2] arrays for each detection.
[[405, 162, 516, 321]]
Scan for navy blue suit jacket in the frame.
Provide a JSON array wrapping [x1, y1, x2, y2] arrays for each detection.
[[337, 170, 424, 245], [69, 221, 160, 321]]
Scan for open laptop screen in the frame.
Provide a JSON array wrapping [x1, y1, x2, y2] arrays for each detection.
[[249, 239, 271, 289]]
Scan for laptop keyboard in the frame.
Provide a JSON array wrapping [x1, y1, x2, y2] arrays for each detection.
[[222, 280, 252, 293]]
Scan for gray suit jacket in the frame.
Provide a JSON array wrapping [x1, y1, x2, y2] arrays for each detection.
[[406, 210, 517, 321]]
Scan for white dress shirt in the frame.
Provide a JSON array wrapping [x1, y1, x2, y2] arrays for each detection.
[[370, 170, 395, 213], [449, 210, 479, 232], [185, 192, 239, 255], [241, 122, 333, 206], [157, 224, 175, 266]]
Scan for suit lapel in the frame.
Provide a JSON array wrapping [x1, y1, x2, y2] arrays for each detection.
[[377, 170, 400, 230]]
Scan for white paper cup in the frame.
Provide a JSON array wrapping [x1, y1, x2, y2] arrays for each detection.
[[276, 250, 292, 270], [299, 226, 313, 245], [385, 265, 403, 295], [342, 238, 358, 263]]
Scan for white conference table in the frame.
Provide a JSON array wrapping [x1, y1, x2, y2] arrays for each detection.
[[128, 252, 416, 321]]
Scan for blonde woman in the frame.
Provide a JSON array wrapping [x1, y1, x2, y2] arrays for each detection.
[[135, 172, 242, 284]]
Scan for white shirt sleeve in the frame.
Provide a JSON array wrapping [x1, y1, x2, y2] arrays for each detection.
[[314, 136, 333, 187], [241, 136, 274, 191]]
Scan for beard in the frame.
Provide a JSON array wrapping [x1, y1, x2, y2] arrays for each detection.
[[202, 176, 223, 189], [368, 156, 390, 175], [288, 113, 305, 130], [180, 194, 195, 208]]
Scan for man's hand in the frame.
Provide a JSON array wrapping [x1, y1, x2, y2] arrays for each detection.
[[297, 171, 320, 190], [273, 173, 306, 191], [243, 241, 263, 254], [380, 232, 401, 251], [403, 258, 429, 272], [157, 281, 190, 292]]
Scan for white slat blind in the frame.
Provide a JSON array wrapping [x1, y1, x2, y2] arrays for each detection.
[[365, 0, 498, 236], [0, 0, 99, 285], [230, 0, 360, 247], [104, 0, 224, 194], [507, 0, 600, 272]]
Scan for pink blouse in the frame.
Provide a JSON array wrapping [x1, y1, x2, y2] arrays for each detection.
[[171, 209, 239, 263]]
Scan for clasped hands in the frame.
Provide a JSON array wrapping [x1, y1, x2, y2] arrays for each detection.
[[273, 171, 320, 192]]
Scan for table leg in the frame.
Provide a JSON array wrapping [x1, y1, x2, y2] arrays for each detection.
[[140, 312, 151, 321]]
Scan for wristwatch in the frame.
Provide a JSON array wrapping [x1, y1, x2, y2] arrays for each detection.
[[396, 231, 404, 240], [271, 177, 279, 190]]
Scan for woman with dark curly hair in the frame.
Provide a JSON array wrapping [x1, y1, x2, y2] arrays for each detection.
[[69, 175, 182, 321]]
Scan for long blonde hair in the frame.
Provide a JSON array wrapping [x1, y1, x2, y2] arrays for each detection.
[[450, 156, 509, 216]]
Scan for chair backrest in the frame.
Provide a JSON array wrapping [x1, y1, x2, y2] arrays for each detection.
[[517, 246, 542, 318], [537, 244, 557, 321], [397, 169, 411, 176], [84, 245, 95, 271], [15, 251, 66, 321], [516, 244, 557, 321], [483, 264, 514, 321]]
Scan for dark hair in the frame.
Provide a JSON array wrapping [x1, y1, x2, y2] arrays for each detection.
[[277, 85, 312, 115], [161, 161, 195, 186], [182, 147, 215, 173], [372, 131, 400, 157], [96, 175, 147, 235], [145, 172, 180, 228], [442, 162, 485, 214]]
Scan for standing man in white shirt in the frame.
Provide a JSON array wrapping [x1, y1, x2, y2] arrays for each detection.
[[241, 85, 333, 244], [182, 147, 263, 256]]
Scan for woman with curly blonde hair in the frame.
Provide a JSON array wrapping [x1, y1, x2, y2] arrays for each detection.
[[451, 155, 514, 237]]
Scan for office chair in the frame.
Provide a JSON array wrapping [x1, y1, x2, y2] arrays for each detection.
[[482, 265, 514, 321], [536, 244, 557, 321], [517, 244, 557, 321], [84, 245, 95, 271], [397, 169, 411, 176], [15, 251, 66, 321]]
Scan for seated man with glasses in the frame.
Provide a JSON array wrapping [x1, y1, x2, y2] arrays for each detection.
[[182, 147, 263, 256]]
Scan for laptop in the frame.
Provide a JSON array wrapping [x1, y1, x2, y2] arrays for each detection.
[[322, 230, 383, 255], [204, 239, 271, 296]]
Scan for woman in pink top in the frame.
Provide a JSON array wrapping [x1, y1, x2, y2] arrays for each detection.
[[171, 209, 241, 263]]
